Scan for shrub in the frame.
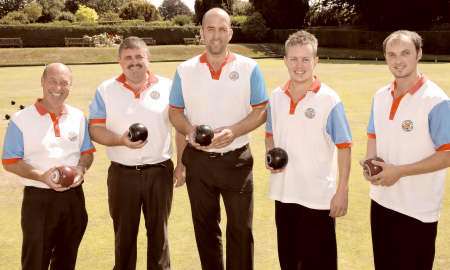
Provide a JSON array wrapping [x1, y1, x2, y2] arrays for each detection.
[[232, 0, 254, 16], [0, 11, 29, 24], [83, 32, 122, 47], [22, 2, 43, 23], [119, 0, 160, 22], [75, 5, 98, 23], [147, 20, 174, 27], [99, 11, 122, 22], [56, 11, 76, 22], [172, 14, 192, 26], [230, 15, 247, 27], [241, 12, 268, 41], [37, 0, 65, 22], [305, 0, 359, 26]]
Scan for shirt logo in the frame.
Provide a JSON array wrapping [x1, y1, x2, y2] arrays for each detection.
[[68, 132, 78, 142], [305, 108, 316, 119], [401, 120, 414, 132], [229, 71, 239, 81], [150, 90, 160, 100]]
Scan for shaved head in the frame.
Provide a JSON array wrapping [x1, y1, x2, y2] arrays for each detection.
[[42, 63, 72, 80], [202, 7, 231, 28]]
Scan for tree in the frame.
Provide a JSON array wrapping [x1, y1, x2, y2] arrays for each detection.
[[194, 0, 233, 24], [119, 0, 160, 22], [37, 0, 65, 22], [250, 0, 309, 29], [75, 4, 98, 22], [159, 0, 192, 20], [0, 0, 29, 18], [22, 2, 43, 22], [65, 0, 126, 14]]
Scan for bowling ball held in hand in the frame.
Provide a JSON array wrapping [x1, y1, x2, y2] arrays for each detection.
[[363, 157, 384, 177], [128, 123, 148, 142], [50, 166, 78, 187], [194, 125, 214, 146], [266, 147, 288, 170]]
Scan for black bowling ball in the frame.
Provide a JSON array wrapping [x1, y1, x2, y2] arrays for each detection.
[[5, 114, 10, 120], [11, 100, 15, 105], [128, 123, 148, 142], [194, 125, 214, 146], [266, 147, 288, 170], [19, 105, 25, 110]]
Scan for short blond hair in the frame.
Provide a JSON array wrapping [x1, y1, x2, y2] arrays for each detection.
[[383, 30, 423, 54], [285, 30, 318, 56]]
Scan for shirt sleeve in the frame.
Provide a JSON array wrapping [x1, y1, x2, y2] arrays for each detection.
[[89, 89, 107, 124], [326, 102, 352, 148], [428, 100, 450, 151], [2, 120, 24, 164], [250, 64, 268, 106], [169, 70, 185, 109], [367, 99, 376, 139], [265, 102, 273, 136], [80, 119, 96, 154]]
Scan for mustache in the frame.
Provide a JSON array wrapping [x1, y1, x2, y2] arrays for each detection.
[[127, 64, 143, 69]]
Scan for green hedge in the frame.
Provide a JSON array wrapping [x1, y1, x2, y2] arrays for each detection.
[[271, 28, 450, 54], [0, 24, 201, 47]]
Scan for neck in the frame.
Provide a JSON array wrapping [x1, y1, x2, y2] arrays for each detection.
[[126, 73, 148, 91], [41, 99, 63, 114], [290, 77, 314, 97], [206, 50, 228, 68], [394, 71, 420, 96]]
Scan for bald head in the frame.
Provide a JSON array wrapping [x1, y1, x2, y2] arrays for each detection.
[[42, 63, 72, 80], [202, 8, 231, 28]]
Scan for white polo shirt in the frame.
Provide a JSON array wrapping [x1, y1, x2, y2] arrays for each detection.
[[89, 72, 173, 166], [169, 52, 268, 153], [266, 80, 352, 210], [367, 76, 450, 222], [2, 101, 95, 188]]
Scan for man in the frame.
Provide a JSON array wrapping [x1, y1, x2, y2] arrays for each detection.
[[2, 63, 95, 270], [362, 30, 450, 270], [265, 30, 352, 270], [88, 36, 185, 270], [168, 8, 267, 270]]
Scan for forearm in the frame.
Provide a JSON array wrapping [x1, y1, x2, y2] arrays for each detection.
[[169, 108, 194, 136], [365, 138, 377, 159], [3, 161, 44, 182], [230, 105, 267, 138], [337, 147, 351, 192], [89, 124, 123, 146], [77, 153, 94, 172], [175, 130, 187, 165], [397, 151, 450, 177], [265, 136, 274, 152]]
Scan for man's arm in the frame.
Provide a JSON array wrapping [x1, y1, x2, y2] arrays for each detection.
[[173, 131, 187, 187], [330, 147, 351, 217], [168, 108, 194, 136], [89, 124, 146, 149]]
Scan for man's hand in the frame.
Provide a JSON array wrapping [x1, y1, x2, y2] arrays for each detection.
[[173, 163, 186, 187], [209, 127, 236, 149], [369, 160, 402, 187], [40, 167, 69, 192], [265, 153, 285, 174], [70, 166, 86, 188], [120, 131, 147, 149], [359, 159, 373, 181], [329, 189, 348, 218]]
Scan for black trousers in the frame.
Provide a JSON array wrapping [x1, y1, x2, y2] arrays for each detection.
[[182, 144, 254, 270], [107, 159, 174, 270], [21, 185, 88, 270], [371, 200, 438, 270], [275, 201, 337, 270]]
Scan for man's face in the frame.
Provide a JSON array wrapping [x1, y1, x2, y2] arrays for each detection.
[[200, 13, 233, 56], [284, 44, 318, 84], [385, 36, 421, 80], [41, 66, 71, 107], [118, 47, 149, 84]]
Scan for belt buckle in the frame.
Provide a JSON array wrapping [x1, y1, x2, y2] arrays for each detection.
[[135, 165, 142, 171], [209, 152, 224, 158]]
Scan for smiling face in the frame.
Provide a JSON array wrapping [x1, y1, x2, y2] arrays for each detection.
[[200, 8, 233, 56], [118, 47, 149, 84], [385, 35, 421, 80], [41, 63, 72, 108], [284, 44, 318, 84]]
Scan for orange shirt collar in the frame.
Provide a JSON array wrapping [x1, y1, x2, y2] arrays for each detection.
[[282, 76, 321, 94], [34, 99, 67, 116], [116, 71, 159, 93], [390, 74, 426, 97], [199, 51, 236, 66]]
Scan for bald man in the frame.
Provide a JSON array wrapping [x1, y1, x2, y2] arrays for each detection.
[[169, 8, 268, 270], [2, 63, 95, 270]]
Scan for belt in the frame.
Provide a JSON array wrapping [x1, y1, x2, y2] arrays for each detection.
[[191, 144, 248, 158], [111, 161, 167, 171]]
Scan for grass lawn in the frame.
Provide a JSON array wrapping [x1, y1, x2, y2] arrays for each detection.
[[0, 59, 449, 269]]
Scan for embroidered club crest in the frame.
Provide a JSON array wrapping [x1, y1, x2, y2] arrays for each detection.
[[304, 108, 316, 119], [68, 132, 78, 142], [150, 90, 160, 100], [401, 120, 414, 132], [229, 71, 239, 81]]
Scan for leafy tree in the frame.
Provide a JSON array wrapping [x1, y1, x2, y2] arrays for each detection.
[[56, 11, 76, 22], [65, 0, 126, 14], [305, 0, 359, 26], [194, 0, 233, 24], [37, 0, 65, 22], [241, 11, 267, 41], [22, 2, 43, 22], [0, 10, 29, 24], [0, 0, 29, 18], [119, 0, 160, 22], [75, 4, 98, 22], [232, 0, 253, 15], [159, 0, 192, 20], [250, 0, 309, 29]]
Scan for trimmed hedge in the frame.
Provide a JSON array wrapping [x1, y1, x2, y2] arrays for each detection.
[[0, 25, 449, 54]]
